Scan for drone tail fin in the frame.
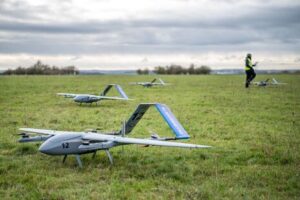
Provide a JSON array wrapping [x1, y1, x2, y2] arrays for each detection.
[[100, 84, 128, 99], [121, 103, 190, 139], [100, 84, 114, 96], [158, 78, 165, 85], [272, 78, 279, 84], [155, 104, 189, 139], [151, 78, 157, 83], [115, 85, 129, 99]]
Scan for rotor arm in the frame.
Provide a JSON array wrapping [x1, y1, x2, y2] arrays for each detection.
[[18, 134, 52, 143], [78, 141, 116, 151]]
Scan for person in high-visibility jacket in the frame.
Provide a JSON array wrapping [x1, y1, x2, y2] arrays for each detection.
[[245, 53, 258, 88]]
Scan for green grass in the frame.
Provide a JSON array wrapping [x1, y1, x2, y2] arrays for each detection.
[[0, 74, 299, 199]]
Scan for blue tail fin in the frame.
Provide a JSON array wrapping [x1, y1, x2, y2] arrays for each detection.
[[115, 85, 129, 99], [122, 103, 190, 139], [158, 78, 165, 85], [272, 78, 278, 84], [155, 104, 189, 139], [100, 84, 128, 99]]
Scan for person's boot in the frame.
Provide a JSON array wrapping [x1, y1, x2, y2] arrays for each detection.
[[245, 82, 249, 88]]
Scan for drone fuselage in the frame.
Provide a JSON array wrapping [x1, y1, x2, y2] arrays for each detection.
[[144, 84, 151, 87], [38, 133, 119, 155], [39, 133, 83, 155], [73, 95, 98, 103]]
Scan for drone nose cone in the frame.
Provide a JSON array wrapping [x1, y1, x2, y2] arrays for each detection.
[[74, 96, 85, 103], [74, 96, 81, 102], [39, 143, 51, 154]]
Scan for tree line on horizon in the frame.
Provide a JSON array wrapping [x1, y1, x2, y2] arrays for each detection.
[[137, 64, 212, 75], [2, 61, 79, 75]]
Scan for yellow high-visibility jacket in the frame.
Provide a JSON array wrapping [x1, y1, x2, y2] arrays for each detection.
[[245, 57, 253, 71]]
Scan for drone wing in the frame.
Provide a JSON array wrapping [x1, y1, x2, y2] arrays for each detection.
[[18, 128, 83, 143], [272, 78, 287, 85], [82, 133, 211, 148], [57, 93, 78, 98], [94, 95, 131, 101], [276, 83, 287, 85], [130, 82, 147, 86], [19, 128, 81, 135]]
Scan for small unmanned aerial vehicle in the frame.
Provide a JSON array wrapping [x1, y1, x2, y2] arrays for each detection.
[[57, 84, 131, 105], [253, 78, 287, 86], [18, 103, 211, 167], [130, 78, 169, 88]]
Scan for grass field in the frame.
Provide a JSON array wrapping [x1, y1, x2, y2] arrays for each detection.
[[0, 74, 299, 199]]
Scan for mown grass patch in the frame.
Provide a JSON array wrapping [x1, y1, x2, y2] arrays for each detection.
[[0, 74, 299, 199]]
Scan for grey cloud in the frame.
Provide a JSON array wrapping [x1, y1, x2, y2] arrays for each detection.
[[0, 1, 299, 56], [1, 3, 299, 32], [0, 20, 113, 34], [0, 36, 299, 55], [0, 0, 51, 21]]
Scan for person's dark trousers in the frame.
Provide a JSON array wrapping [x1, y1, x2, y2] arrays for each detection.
[[245, 68, 256, 88]]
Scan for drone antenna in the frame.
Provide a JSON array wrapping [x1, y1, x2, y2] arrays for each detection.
[[121, 120, 126, 153], [122, 120, 126, 137]]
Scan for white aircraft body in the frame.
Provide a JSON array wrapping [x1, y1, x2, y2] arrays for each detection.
[[253, 78, 287, 86], [18, 103, 211, 167]]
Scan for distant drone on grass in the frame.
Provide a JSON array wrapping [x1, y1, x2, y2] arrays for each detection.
[[130, 78, 170, 88], [18, 103, 211, 168], [57, 84, 131, 105], [253, 78, 287, 87]]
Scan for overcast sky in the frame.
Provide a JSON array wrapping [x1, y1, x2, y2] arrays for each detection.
[[0, 0, 300, 70]]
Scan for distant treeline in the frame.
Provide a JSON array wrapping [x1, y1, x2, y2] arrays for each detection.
[[3, 61, 79, 75], [137, 64, 211, 75]]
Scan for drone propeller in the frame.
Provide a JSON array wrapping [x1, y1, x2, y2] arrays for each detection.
[[149, 131, 160, 140], [82, 138, 90, 145], [17, 132, 36, 135], [18, 132, 29, 138], [148, 130, 176, 141], [84, 129, 98, 133], [151, 134, 160, 139], [137, 130, 159, 147]]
